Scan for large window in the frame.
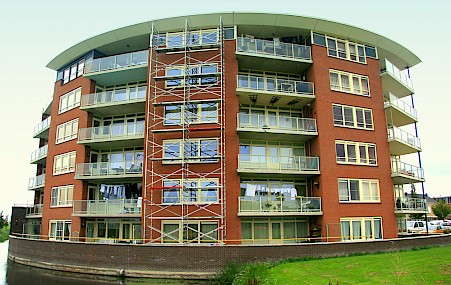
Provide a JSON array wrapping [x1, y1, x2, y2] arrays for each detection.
[[330, 70, 370, 96], [338, 179, 380, 202], [59, 58, 86, 84], [163, 138, 218, 163], [56, 118, 79, 144], [51, 185, 74, 207], [332, 104, 373, 130], [49, 220, 71, 240], [162, 221, 219, 243], [241, 217, 308, 244], [59, 87, 81, 114], [340, 217, 382, 241], [336, 140, 377, 165], [85, 219, 141, 242], [165, 64, 218, 87], [162, 179, 218, 204], [53, 151, 76, 175], [164, 102, 218, 125], [326, 36, 366, 64]]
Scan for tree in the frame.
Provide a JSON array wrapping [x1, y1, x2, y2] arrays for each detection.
[[431, 200, 451, 220], [0, 211, 5, 229]]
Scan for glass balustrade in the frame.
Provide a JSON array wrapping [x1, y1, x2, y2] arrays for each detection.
[[384, 93, 417, 119], [238, 113, 317, 133], [26, 204, 43, 216], [78, 122, 144, 142], [236, 37, 311, 61], [239, 196, 321, 213], [28, 174, 46, 189], [382, 59, 414, 91], [72, 199, 141, 215], [84, 50, 148, 74], [387, 126, 421, 149], [81, 86, 146, 107], [395, 197, 427, 211], [76, 161, 143, 177], [33, 116, 51, 136], [237, 74, 314, 95], [391, 158, 424, 179], [30, 145, 48, 163], [238, 155, 319, 172]]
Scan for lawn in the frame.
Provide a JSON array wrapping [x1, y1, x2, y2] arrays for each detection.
[[269, 245, 451, 285]]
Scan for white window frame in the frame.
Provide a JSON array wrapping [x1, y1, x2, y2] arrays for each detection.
[[163, 138, 219, 163], [49, 220, 72, 240], [164, 28, 220, 48], [56, 118, 79, 144], [51, 185, 74, 207], [162, 178, 219, 204], [332, 104, 373, 130], [329, 70, 370, 96], [338, 178, 380, 202], [340, 217, 382, 241], [165, 63, 218, 88], [326, 36, 366, 64], [161, 220, 219, 243], [59, 87, 82, 114], [164, 101, 218, 125], [335, 140, 377, 166], [53, 151, 76, 175]]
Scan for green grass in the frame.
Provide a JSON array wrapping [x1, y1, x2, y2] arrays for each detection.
[[0, 225, 10, 242], [269, 245, 451, 285]]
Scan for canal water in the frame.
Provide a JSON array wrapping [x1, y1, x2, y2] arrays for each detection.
[[0, 240, 210, 285]]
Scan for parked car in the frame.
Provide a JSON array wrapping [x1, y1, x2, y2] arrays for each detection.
[[407, 221, 426, 233], [439, 221, 451, 230], [420, 224, 444, 234]]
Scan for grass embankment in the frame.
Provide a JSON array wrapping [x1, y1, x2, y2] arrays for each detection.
[[215, 245, 451, 285], [0, 225, 10, 242]]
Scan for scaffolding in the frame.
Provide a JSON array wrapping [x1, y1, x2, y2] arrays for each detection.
[[144, 18, 226, 243]]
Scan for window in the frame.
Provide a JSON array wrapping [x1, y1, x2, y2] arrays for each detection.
[[241, 218, 308, 244], [53, 151, 76, 175], [56, 118, 79, 144], [162, 221, 219, 243], [51, 185, 74, 207], [162, 179, 218, 204], [332, 104, 373, 130], [164, 102, 218, 125], [330, 70, 370, 96], [165, 64, 218, 88], [163, 138, 218, 163], [325, 36, 366, 64], [58, 56, 88, 85], [340, 217, 382, 241], [49, 220, 72, 240], [336, 141, 377, 165], [162, 28, 220, 48], [338, 179, 380, 202], [59, 87, 81, 114]]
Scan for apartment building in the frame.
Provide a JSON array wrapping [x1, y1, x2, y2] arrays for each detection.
[[23, 12, 427, 244]]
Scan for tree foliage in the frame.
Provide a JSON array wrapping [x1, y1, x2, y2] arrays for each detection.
[[431, 201, 451, 220], [0, 211, 8, 229]]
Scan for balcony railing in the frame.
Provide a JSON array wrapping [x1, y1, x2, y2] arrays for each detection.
[[78, 123, 144, 142], [28, 174, 45, 189], [395, 197, 427, 212], [75, 161, 143, 178], [239, 196, 321, 214], [391, 158, 425, 180], [387, 127, 421, 149], [384, 93, 417, 119], [72, 199, 141, 216], [381, 59, 414, 91], [30, 145, 48, 163], [84, 50, 148, 74], [237, 74, 314, 95], [238, 155, 319, 172], [26, 204, 43, 217], [236, 37, 311, 61], [33, 116, 51, 137], [238, 113, 317, 133], [81, 87, 146, 108]]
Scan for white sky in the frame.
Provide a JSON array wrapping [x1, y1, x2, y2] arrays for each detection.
[[0, 0, 450, 217]]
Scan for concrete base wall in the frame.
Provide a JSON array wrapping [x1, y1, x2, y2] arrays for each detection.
[[8, 235, 451, 279]]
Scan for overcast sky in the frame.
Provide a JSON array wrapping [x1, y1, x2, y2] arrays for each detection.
[[0, 0, 450, 217]]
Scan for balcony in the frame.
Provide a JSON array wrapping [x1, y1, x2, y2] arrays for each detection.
[[75, 161, 142, 181], [380, 59, 414, 98], [394, 197, 427, 214], [30, 145, 48, 164], [78, 123, 144, 149], [83, 50, 148, 85], [237, 113, 317, 141], [26, 204, 43, 218], [391, 158, 425, 184], [238, 196, 322, 216], [237, 155, 320, 176], [237, 74, 315, 108], [33, 116, 51, 139], [236, 37, 312, 73], [80, 87, 146, 116], [28, 174, 45, 190], [384, 93, 417, 127], [387, 127, 421, 155], [72, 199, 141, 217]]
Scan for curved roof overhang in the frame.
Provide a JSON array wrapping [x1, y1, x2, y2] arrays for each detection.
[[47, 12, 420, 71]]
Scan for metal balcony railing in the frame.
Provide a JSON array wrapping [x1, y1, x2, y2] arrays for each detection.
[[239, 196, 321, 213], [26, 204, 43, 217], [81, 87, 146, 108], [391, 158, 424, 179], [75, 161, 143, 177], [238, 113, 317, 133], [236, 37, 311, 61], [384, 93, 417, 119], [84, 50, 148, 74], [30, 145, 48, 163], [237, 74, 314, 95], [72, 199, 141, 216], [33, 116, 51, 137], [28, 174, 45, 189], [78, 123, 144, 142], [387, 126, 421, 149], [395, 197, 427, 211], [381, 59, 414, 91], [238, 155, 319, 172]]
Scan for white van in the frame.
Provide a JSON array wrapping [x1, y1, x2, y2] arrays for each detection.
[[407, 221, 426, 233]]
